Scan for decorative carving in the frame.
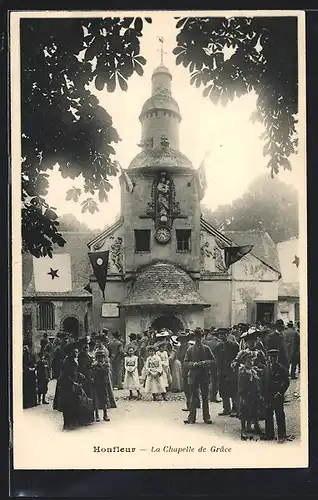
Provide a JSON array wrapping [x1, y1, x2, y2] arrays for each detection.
[[109, 236, 124, 274], [240, 257, 266, 280], [160, 135, 169, 148], [146, 170, 180, 243], [200, 238, 228, 274]]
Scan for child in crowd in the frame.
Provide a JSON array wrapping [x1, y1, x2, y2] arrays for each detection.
[[124, 346, 142, 400], [91, 350, 111, 422], [143, 345, 167, 401], [36, 352, 50, 405]]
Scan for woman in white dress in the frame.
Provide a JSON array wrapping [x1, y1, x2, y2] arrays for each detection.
[[124, 346, 142, 400], [143, 345, 167, 401]]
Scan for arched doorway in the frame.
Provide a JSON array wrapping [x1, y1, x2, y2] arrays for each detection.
[[151, 315, 184, 334], [62, 316, 80, 339]]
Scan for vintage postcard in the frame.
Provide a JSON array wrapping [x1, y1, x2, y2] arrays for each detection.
[[11, 10, 307, 470]]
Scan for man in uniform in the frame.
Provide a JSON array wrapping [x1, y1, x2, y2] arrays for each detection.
[[183, 328, 216, 425]]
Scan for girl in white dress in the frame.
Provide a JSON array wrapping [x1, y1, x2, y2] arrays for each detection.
[[124, 347, 142, 400], [143, 345, 167, 401]]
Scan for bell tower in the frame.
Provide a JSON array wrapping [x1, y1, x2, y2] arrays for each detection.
[[121, 47, 202, 279]]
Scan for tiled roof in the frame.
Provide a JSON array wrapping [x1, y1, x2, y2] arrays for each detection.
[[224, 230, 281, 275], [128, 147, 194, 170], [122, 262, 210, 307], [23, 232, 99, 298]]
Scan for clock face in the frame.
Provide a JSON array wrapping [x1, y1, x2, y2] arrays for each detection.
[[155, 227, 171, 244]]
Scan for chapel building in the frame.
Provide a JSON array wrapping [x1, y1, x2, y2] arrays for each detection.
[[87, 63, 283, 340]]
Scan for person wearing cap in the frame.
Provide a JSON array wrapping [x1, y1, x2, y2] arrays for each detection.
[[91, 348, 116, 422], [168, 336, 182, 392], [283, 320, 299, 379], [22, 343, 38, 409], [108, 332, 124, 390], [143, 344, 167, 401], [264, 348, 290, 443], [265, 320, 289, 370], [214, 328, 239, 417], [184, 328, 216, 425]]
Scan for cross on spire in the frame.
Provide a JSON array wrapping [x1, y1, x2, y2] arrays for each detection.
[[158, 36, 167, 63]]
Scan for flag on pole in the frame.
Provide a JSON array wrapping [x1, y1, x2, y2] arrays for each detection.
[[88, 250, 110, 299], [224, 245, 253, 270], [33, 254, 72, 293], [115, 160, 134, 193], [196, 152, 209, 200]]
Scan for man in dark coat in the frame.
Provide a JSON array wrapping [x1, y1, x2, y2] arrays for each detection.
[[177, 332, 192, 411], [291, 328, 300, 379], [184, 328, 216, 425], [108, 331, 124, 390], [283, 320, 299, 377], [51, 333, 68, 379], [214, 328, 239, 417], [23, 343, 38, 409], [264, 348, 290, 443], [265, 319, 289, 370], [203, 328, 221, 402]]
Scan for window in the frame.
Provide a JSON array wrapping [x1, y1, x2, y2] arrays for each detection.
[[37, 301, 55, 330], [176, 229, 191, 252], [134, 230, 151, 252]]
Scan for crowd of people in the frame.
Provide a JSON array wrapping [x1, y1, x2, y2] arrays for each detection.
[[22, 319, 300, 442]]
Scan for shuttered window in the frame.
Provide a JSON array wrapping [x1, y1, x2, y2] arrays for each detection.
[[37, 301, 55, 330]]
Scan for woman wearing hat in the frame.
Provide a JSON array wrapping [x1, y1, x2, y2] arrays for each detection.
[[231, 328, 267, 437], [143, 345, 167, 401], [124, 345, 142, 400], [156, 341, 172, 391], [168, 336, 182, 392], [91, 349, 116, 422], [56, 342, 94, 430]]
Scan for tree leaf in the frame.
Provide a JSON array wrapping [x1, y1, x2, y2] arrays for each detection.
[[117, 73, 128, 91], [135, 55, 146, 65], [134, 18, 143, 33], [95, 74, 105, 91], [176, 18, 188, 29], [134, 61, 144, 76]]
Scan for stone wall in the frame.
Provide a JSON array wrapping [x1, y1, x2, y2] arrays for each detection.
[[23, 298, 91, 353], [199, 280, 232, 328]]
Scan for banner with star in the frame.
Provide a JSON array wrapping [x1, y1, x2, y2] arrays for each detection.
[[88, 250, 110, 299], [32, 254, 72, 292]]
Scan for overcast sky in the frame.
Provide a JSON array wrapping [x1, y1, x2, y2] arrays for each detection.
[[45, 14, 301, 230]]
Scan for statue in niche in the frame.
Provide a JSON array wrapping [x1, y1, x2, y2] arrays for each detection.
[[156, 172, 171, 222]]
